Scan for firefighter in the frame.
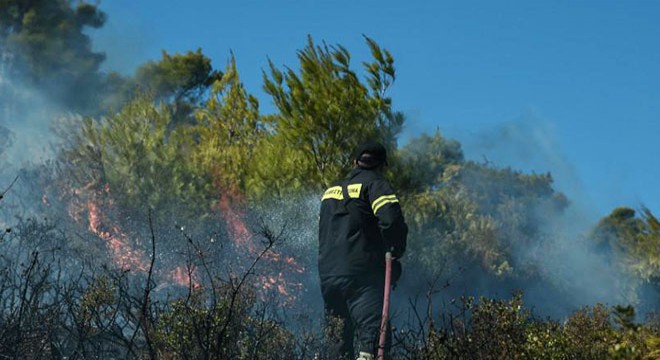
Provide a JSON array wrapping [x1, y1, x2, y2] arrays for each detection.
[[318, 141, 408, 360]]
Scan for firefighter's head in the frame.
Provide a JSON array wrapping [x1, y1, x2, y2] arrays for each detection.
[[354, 141, 387, 170]]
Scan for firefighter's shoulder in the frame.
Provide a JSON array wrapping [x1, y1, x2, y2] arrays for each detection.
[[366, 178, 400, 215]]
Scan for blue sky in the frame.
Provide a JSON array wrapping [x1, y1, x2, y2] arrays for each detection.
[[94, 0, 660, 219]]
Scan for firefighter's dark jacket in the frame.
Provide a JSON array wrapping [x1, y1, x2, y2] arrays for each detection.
[[318, 167, 408, 278]]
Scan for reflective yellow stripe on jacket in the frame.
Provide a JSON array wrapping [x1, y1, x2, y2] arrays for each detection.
[[371, 194, 399, 215]]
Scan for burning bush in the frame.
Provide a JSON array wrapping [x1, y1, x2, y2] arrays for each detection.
[[0, 209, 658, 358]]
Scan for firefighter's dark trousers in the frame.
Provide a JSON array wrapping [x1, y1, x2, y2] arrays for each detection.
[[321, 273, 391, 359]]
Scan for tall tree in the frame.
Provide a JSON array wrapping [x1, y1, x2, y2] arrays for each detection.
[[398, 133, 569, 281], [0, 0, 107, 112], [190, 55, 262, 198], [254, 36, 404, 196], [592, 207, 660, 284], [56, 56, 259, 219], [391, 130, 464, 193], [57, 95, 201, 218], [134, 49, 222, 123]]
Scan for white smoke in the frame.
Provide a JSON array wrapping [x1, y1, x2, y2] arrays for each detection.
[[453, 113, 645, 316], [0, 48, 60, 173]]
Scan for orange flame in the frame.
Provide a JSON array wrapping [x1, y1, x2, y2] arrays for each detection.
[[218, 190, 305, 304], [70, 178, 302, 296], [168, 265, 200, 288], [82, 185, 198, 287], [219, 193, 253, 251], [87, 198, 147, 272]]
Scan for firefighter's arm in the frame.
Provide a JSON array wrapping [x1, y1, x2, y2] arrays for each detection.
[[369, 180, 408, 258]]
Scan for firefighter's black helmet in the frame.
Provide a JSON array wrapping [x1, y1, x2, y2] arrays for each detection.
[[354, 141, 387, 169]]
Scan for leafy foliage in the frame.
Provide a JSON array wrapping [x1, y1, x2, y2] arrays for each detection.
[[57, 57, 259, 219], [0, 0, 107, 112], [391, 130, 464, 193], [413, 294, 660, 360], [593, 207, 660, 281], [591, 207, 660, 309], [191, 55, 262, 197], [3, 12, 660, 356], [48, 32, 658, 309], [257, 36, 404, 194], [59, 96, 200, 217], [134, 49, 223, 123], [402, 149, 568, 280]]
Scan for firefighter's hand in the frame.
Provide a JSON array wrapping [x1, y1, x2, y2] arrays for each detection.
[[391, 259, 402, 289]]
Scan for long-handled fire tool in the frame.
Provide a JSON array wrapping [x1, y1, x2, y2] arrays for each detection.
[[377, 251, 393, 360]]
